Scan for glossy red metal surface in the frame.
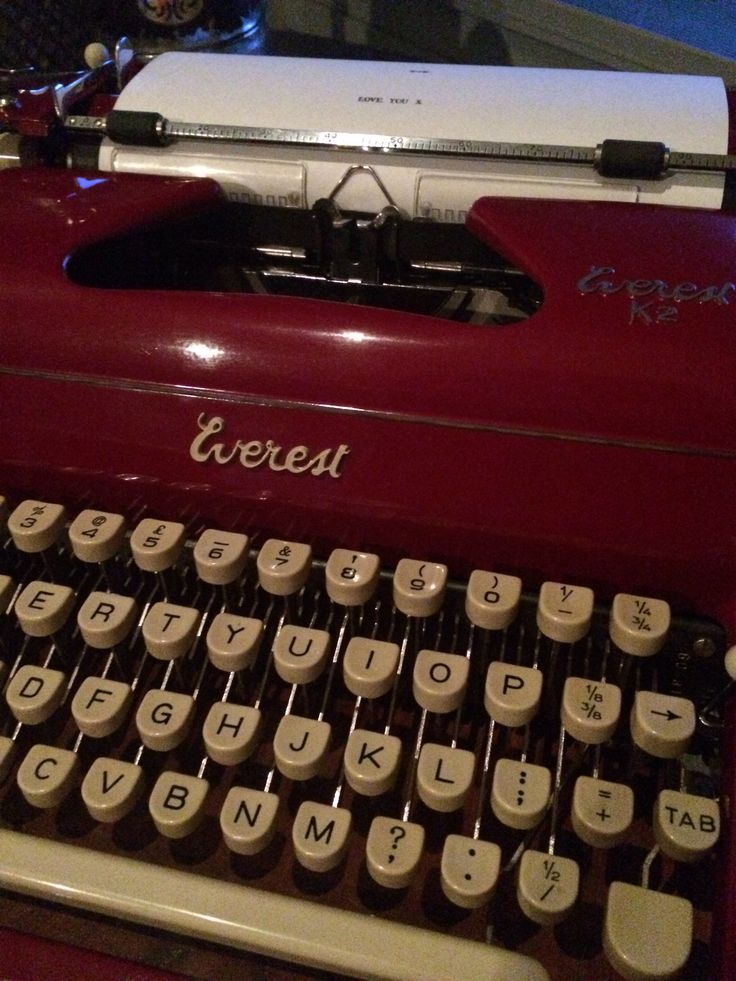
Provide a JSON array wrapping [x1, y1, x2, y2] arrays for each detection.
[[0, 168, 734, 976], [0, 169, 734, 614]]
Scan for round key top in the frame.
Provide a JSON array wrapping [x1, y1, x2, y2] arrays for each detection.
[[653, 789, 719, 862], [366, 816, 424, 889], [343, 729, 402, 797], [143, 602, 200, 660], [537, 581, 594, 644], [610, 593, 670, 657], [206, 613, 263, 672], [465, 570, 522, 630], [413, 650, 469, 714], [273, 715, 331, 781], [203, 702, 261, 765], [325, 549, 380, 606], [562, 677, 621, 744], [292, 801, 352, 873], [17, 744, 79, 808], [484, 661, 542, 727], [441, 835, 501, 909], [572, 776, 633, 849], [68, 509, 126, 563], [220, 786, 279, 855], [149, 771, 209, 839], [72, 677, 132, 738], [193, 529, 249, 585], [604, 881, 693, 981], [517, 851, 579, 926], [417, 744, 475, 812], [257, 538, 312, 595], [130, 519, 186, 572], [6, 665, 66, 725], [82, 757, 144, 823], [14, 581, 75, 637], [136, 690, 195, 751], [630, 691, 695, 758], [393, 559, 447, 617], [273, 625, 331, 685], [342, 637, 399, 699], [491, 758, 551, 830], [77, 591, 138, 649], [8, 500, 67, 553], [0, 575, 15, 614]]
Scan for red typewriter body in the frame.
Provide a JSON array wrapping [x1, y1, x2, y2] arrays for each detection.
[[0, 65, 735, 981]]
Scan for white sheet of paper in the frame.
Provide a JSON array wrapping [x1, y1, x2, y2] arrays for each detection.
[[100, 53, 729, 215]]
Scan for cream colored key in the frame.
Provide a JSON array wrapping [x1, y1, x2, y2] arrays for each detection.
[[441, 835, 501, 909], [572, 776, 633, 849], [273, 715, 331, 780], [142, 602, 200, 660], [342, 637, 399, 699], [654, 789, 719, 862], [517, 850, 579, 926], [604, 881, 693, 981], [68, 509, 126, 563], [81, 757, 144, 823], [393, 559, 447, 617], [292, 801, 352, 873], [537, 581, 594, 643], [491, 759, 551, 830], [8, 500, 66, 553], [6, 665, 66, 724], [630, 691, 695, 758], [130, 519, 186, 572], [325, 549, 380, 606], [193, 529, 249, 585], [0, 736, 15, 783], [562, 677, 621, 744], [0, 574, 15, 614], [149, 771, 209, 839], [610, 593, 670, 657], [203, 702, 261, 765], [77, 591, 137, 649], [206, 613, 262, 672], [256, 538, 312, 595], [220, 786, 279, 855], [366, 816, 424, 889], [413, 650, 469, 714], [136, 690, 195, 751], [484, 662, 542, 727], [16, 744, 78, 808], [417, 744, 475, 812], [465, 570, 522, 630], [14, 581, 74, 637], [273, 625, 331, 685], [72, 677, 131, 738], [343, 729, 402, 797]]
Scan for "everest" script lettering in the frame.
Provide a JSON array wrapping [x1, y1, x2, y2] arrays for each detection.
[[190, 414, 350, 478]]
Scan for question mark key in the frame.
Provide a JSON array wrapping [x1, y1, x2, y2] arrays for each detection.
[[366, 816, 424, 889]]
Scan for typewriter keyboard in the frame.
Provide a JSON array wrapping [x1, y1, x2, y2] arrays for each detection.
[[0, 497, 730, 980]]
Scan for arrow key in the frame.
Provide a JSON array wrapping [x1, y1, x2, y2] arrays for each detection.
[[630, 691, 695, 759]]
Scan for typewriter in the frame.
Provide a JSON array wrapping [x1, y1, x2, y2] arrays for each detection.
[[0, 49, 735, 981]]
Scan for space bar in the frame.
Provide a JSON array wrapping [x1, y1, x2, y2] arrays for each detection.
[[0, 829, 547, 981]]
